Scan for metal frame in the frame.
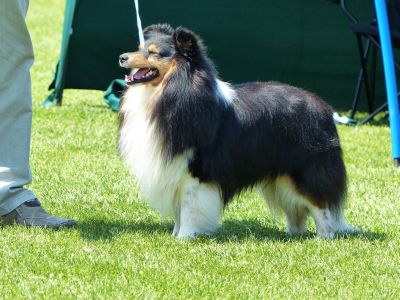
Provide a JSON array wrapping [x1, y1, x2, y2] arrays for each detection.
[[338, 0, 400, 123]]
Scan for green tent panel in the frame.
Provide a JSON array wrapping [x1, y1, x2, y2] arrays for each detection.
[[44, 0, 380, 109], [42, 0, 76, 107]]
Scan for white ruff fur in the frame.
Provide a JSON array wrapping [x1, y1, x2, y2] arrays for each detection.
[[216, 79, 236, 104], [119, 83, 229, 238], [119, 85, 191, 217]]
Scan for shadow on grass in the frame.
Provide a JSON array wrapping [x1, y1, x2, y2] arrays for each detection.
[[75, 219, 173, 241], [213, 219, 385, 243], [74, 218, 385, 243]]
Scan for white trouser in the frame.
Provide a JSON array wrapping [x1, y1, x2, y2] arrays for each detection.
[[0, 0, 36, 215]]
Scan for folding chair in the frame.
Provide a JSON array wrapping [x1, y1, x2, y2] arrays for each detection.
[[333, 0, 400, 123]]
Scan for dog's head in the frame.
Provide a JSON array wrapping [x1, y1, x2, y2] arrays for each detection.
[[119, 24, 206, 86]]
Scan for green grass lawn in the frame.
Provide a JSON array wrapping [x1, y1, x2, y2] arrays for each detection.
[[1, 0, 399, 298]]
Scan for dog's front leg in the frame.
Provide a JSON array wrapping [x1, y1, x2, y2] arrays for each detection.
[[175, 176, 223, 239]]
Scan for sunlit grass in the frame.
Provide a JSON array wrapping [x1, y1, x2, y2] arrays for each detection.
[[0, 0, 399, 298]]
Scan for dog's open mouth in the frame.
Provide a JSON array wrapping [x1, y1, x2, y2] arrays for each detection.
[[125, 68, 159, 84]]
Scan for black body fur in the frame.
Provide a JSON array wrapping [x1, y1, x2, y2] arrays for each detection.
[[143, 26, 346, 209]]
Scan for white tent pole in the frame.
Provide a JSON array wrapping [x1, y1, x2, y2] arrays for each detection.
[[134, 0, 145, 45]]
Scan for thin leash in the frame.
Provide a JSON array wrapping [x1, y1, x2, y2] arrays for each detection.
[[134, 0, 145, 45]]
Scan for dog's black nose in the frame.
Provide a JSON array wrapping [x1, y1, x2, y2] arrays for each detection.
[[119, 54, 129, 64]]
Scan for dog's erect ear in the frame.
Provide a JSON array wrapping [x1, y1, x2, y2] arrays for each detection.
[[173, 27, 201, 61], [143, 24, 174, 39]]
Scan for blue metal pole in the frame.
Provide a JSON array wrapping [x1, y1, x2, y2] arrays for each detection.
[[374, 0, 400, 166]]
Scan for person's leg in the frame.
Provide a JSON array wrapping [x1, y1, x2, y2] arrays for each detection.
[[0, 0, 36, 215], [0, 0, 75, 227]]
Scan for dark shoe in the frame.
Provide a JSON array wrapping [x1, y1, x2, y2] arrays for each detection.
[[1, 199, 76, 228]]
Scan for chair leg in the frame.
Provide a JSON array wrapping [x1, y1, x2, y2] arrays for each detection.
[[369, 44, 377, 112], [350, 69, 366, 118], [351, 36, 372, 118], [360, 91, 400, 124], [356, 34, 374, 113], [360, 102, 388, 124]]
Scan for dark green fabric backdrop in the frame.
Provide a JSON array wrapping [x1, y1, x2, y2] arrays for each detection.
[[52, 0, 383, 109]]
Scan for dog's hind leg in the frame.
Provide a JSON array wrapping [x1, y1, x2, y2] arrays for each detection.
[[289, 155, 357, 238], [174, 175, 223, 239], [308, 207, 336, 238], [330, 207, 358, 234], [259, 178, 309, 235], [285, 206, 309, 235], [308, 205, 357, 238]]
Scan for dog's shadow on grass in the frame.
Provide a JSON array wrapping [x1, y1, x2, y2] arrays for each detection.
[[75, 218, 385, 243], [213, 219, 385, 243], [75, 218, 172, 241]]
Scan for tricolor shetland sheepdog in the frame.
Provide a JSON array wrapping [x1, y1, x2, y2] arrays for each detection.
[[118, 24, 356, 238]]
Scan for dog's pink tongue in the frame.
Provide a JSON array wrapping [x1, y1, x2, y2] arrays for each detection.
[[133, 68, 150, 79]]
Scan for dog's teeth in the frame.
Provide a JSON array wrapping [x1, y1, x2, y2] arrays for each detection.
[[125, 75, 132, 82]]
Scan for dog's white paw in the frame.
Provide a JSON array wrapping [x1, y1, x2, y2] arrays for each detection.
[[316, 222, 336, 239], [175, 228, 198, 239], [316, 230, 336, 239], [336, 224, 359, 234]]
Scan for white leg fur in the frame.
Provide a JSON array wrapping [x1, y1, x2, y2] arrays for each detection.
[[175, 176, 223, 239], [309, 207, 336, 238], [305, 205, 357, 238], [309, 205, 357, 238], [331, 209, 358, 234]]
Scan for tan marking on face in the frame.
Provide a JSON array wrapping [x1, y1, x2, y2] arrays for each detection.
[[143, 59, 177, 114], [148, 44, 159, 54], [125, 52, 176, 93], [148, 59, 176, 87], [124, 52, 149, 68]]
